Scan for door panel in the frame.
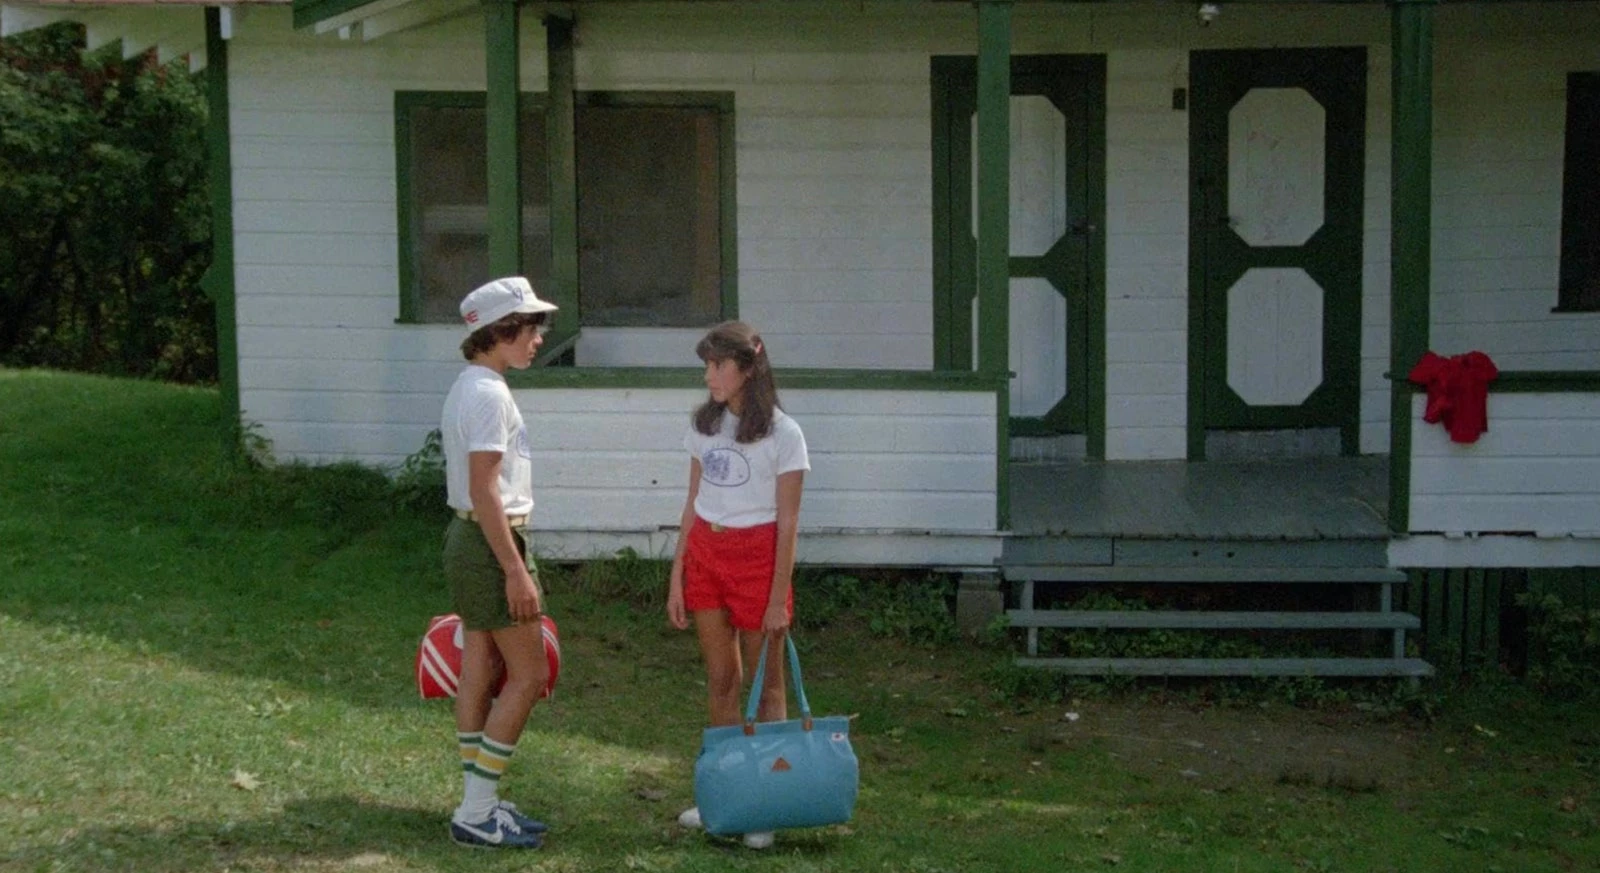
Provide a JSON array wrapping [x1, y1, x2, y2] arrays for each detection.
[[1189, 48, 1365, 454], [934, 55, 1104, 437]]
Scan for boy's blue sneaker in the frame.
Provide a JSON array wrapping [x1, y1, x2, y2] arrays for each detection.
[[449, 808, 543, 849], [498, 800, 549, 834]]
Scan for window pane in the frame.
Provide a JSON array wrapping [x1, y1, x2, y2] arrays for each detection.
[[407, 104, 551, 322], [576, 105, 722, 327], [1559, 72, 1600, 312]]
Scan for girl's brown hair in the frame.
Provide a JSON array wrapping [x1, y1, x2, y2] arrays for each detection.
[[460, 311, 549, 361], [693, 321, 780, 443]]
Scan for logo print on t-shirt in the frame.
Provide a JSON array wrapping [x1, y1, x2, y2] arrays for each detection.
[[516, 427, 532, 459], [701, 447, 751, 487]]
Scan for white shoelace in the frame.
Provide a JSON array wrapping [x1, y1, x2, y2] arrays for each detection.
[[491, 807, 523, 834]]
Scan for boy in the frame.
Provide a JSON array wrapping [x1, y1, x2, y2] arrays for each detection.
[[439, 276, 555, 849]]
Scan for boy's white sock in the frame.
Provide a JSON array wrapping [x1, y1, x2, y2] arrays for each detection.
[[454, 734, 516, 823]]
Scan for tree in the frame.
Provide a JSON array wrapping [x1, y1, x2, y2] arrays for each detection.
[[0, 22, 214, 383]]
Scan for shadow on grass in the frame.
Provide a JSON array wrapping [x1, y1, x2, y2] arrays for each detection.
[[3, 796, 854, 872]]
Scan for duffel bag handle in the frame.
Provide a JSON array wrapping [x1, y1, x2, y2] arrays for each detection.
[[742, 634, 813, 734]]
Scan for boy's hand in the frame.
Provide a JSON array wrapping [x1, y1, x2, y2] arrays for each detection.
[[505, 567, 542, 623]]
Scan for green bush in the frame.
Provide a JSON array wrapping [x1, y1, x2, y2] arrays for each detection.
[[392, 428, 446, 515], [1517, 591, 1600, 697], [797, 570, 959, 645]]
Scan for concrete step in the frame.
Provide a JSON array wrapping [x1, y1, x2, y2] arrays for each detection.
[[1007, 609, 1420, 631], [1014, 657, 1436, 678]]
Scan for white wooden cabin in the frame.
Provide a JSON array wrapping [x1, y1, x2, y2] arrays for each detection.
[[6, 0, 1598, 674]]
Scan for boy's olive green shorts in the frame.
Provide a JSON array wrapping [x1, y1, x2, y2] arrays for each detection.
[[443, 517, 542, 632]]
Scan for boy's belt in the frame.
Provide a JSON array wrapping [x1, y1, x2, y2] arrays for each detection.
[[454, 509, 529, 528]]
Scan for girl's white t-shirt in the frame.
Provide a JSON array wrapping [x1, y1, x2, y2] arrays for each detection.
[[683, 408, 809, 528], [441, 365, 534, 517]]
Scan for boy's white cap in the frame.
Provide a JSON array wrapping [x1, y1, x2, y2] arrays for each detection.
[[459, 276, 557, 333]]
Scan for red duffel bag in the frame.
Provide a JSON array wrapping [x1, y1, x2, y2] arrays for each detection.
[[416, 613, 561, 700]]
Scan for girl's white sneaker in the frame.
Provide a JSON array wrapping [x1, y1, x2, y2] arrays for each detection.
[[676, 807, 702, 829], [742, 831, 775, 850]]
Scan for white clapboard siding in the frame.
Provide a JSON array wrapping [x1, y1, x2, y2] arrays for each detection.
[[522, 388, 997, 534], [1410, 393, 1600, 536], [1427, 22, 1600, 371]]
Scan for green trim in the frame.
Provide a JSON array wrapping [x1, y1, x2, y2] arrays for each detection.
[[485, 2, 522, 278], [996, 379, 1011, 530], [975, 1, 1011, 382], [545, 14, 579, 340], [717, 95, 740, 323], [503, 367, 1007, 391], [1082, 56, 1108, 461], [292, 0, 372, 30], [201, 9, 239, 447], [393, 92, 414, 323], [977, 1, 1012, 532], [1390, 0, 1434, 534], [1493, 371, 1600, 392], [930, 59, 955, 371]]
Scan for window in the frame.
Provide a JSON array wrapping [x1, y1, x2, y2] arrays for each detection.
[[396, 91, 733, 327], [1557, 72, 1600, 312]]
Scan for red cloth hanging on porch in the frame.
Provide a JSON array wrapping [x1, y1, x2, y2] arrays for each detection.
[[1407, 350, 1499, 444]]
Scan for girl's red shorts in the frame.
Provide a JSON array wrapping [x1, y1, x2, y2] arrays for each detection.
[[682, 516, 792, 631]]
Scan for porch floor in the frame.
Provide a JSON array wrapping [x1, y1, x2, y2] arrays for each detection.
[[1009, 456, 1390, 540]]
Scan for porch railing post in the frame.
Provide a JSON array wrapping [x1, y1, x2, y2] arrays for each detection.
[[485, 0, 523, 278], [976, 0, 1012, 530], [545, 13, 579, 329], [1388, 0, 1435, 534]]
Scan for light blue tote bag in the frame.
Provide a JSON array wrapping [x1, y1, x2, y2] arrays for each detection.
[[693, 635, 859, 836]]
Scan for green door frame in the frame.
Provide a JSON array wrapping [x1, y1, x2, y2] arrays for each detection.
[[1187, 47, 1367, 460], [932, 52, 1107, 457]]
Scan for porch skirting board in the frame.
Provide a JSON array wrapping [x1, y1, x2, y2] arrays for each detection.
[[527, 528, 1003, 568], [1389, 534, 1600, 568]]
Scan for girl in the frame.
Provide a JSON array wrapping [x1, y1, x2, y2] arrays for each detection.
[[439, 276, 556, 850], [666, 321, 809, 851]]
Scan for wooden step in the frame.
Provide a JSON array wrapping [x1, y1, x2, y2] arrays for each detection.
[[1007, 609, 1420, 631], [1006, 566, 1406, 584], [1015, 657, 1436, 678]]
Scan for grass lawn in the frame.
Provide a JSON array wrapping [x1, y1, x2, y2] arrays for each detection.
[[0, 368, 1596, 873]]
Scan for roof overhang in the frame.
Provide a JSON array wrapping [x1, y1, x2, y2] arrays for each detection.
[[0, 0, 288, 68]]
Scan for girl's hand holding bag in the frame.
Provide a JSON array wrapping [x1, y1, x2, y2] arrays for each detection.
[[693, 635, 859, 836]]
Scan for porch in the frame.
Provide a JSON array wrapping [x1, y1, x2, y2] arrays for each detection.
[[1009, 455, 1389, 541], [1000, 455, 1430, 678]]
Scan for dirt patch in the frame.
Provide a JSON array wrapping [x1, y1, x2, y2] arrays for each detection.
[[1024, 701, 1422, 791]]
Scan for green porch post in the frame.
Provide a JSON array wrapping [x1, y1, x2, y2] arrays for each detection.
[[484, 0, 522, 277], [1388, 0, 1434, 534], [976, 0, 1012, 530], [201, 8, 239, 452], [545, 14, 579, 329]]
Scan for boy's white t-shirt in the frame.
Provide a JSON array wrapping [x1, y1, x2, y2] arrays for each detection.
[[441, 365, 534, 517], [684, 408, 809, 528]]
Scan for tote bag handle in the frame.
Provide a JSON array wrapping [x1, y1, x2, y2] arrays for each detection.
[[742, 634, 813, 734]]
